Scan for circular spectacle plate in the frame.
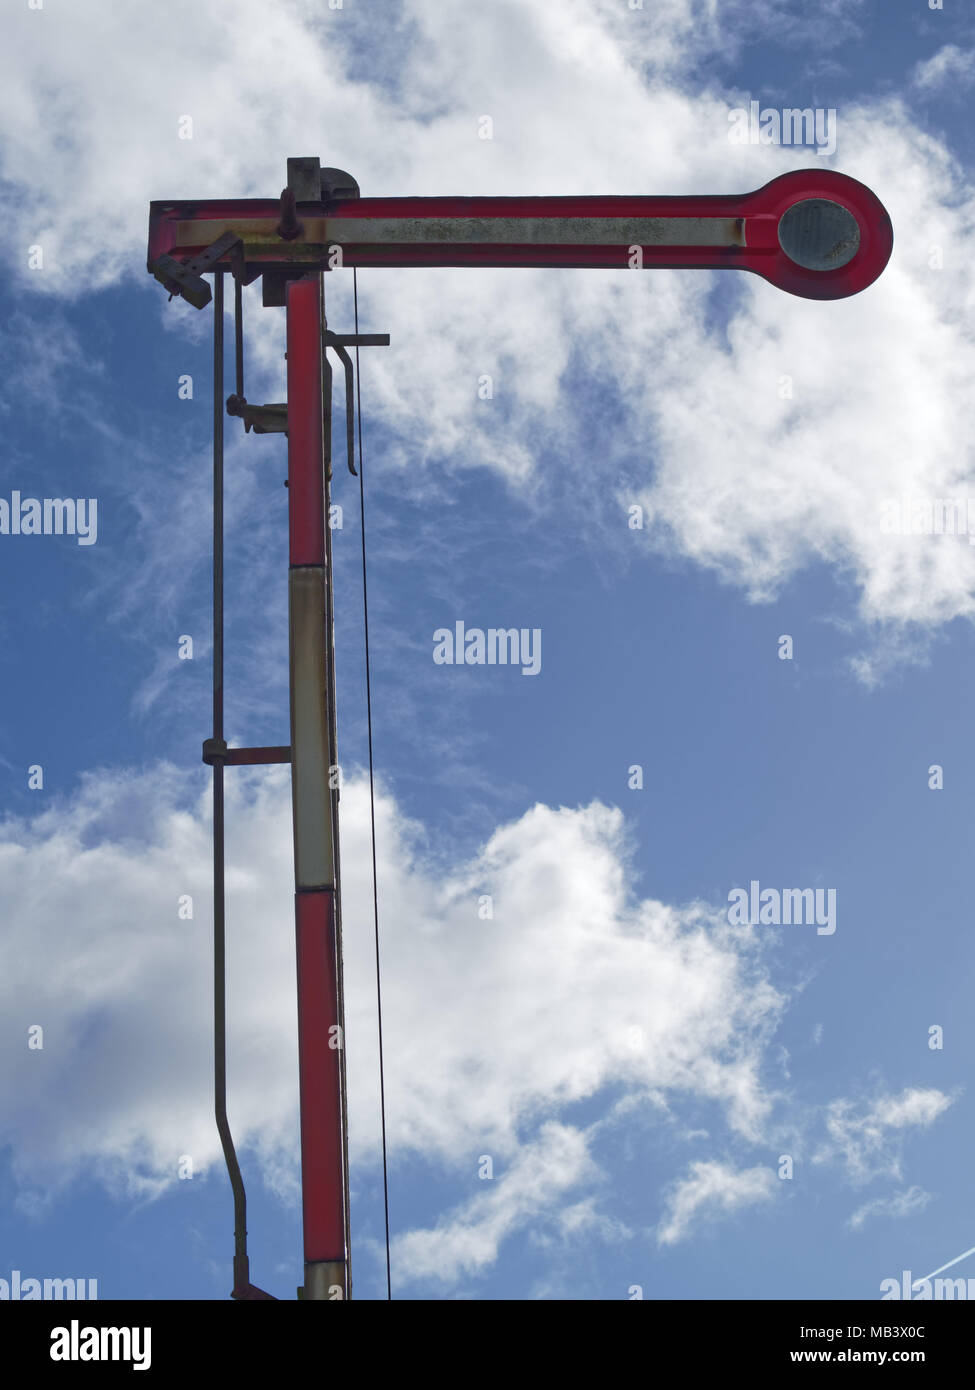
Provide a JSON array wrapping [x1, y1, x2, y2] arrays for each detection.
[[777, 198, 861, 271]]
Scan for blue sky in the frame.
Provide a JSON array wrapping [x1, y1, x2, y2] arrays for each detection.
[[2, 0, 975, 1302]]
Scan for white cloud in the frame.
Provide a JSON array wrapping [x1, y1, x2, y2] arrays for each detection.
[[624, 101, 975, 649], [1, 769, 948, 1278], [5, 1, 975, 675], [0, 763, 296, 1204], [389, 1121, 597, 1286], [0, 764, 785, 1242], [848, 1185, 932, 1231], [815, 1087, 955, 1184], [912, 45, 975, 94], [657, 1159, 778, 1246]]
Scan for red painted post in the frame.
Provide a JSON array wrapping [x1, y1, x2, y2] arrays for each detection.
[[286, 273, 347, 1300]]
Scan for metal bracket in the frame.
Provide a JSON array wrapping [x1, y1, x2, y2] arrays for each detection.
[[224, 331, 389, 451], [262, 160, 362, 305], [287, 156, 360, 207], [287, 156, 323, 202], [226, 395, 289, 435], [202, 738, 228, 766], [150, 230, 244, 310], [320, 165, 360, 207], [151, 231, 258, 308], [323, 330, 390, 475], [265, 160, 322, 306], [203, 739, 291, 765], [232, 1283, 278, 1301]]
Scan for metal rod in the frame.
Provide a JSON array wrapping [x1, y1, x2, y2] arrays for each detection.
[[234, 272, 244, 399], [223, 746, 291, 766], [211, 270, 251, 1298]]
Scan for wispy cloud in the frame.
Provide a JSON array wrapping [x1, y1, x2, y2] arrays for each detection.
[[390, 1122, 598, 1285], [848, 1185, 932, 1231], [657, 1159, 778, 1246], [815, 1087, 955, 1184], [912, 44, 975, 95]]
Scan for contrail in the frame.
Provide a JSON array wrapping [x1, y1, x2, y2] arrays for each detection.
[[915, 1243, 975, 1286]]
